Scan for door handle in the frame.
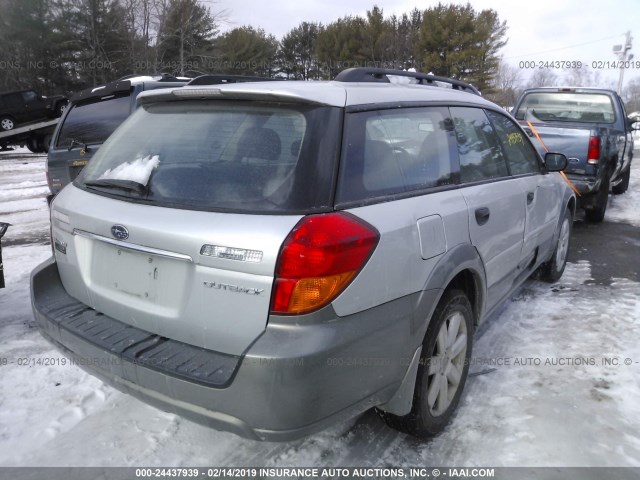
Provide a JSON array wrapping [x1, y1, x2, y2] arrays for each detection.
[[475, 207, 490, 225], [527, 191, 535, 205]]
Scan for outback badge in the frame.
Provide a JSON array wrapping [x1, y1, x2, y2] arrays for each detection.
[[111, 225, 129, 240]]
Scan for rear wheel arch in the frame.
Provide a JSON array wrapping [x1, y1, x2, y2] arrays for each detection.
[[421, 244, 486, 329], [445, 270, 481, 325]]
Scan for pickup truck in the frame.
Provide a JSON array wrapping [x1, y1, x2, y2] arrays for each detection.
[[512, 87, 636, 222]]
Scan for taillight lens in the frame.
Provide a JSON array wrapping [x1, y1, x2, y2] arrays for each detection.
[[271, 212, 379, 315], [587, 136, 600, 165]]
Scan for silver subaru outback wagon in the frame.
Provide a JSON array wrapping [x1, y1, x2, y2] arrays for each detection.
[[31, 68, 575, 440]]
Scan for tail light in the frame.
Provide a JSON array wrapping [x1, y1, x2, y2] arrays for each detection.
[[270, 212, 379, 315], [587, 136, 600, 165]]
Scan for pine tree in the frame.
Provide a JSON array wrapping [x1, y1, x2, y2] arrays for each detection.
[[419, 2, 507, 92]]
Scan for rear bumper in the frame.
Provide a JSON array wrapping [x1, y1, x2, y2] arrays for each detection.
[[565, 173, 601, 196], [31, 258, 422, 441]]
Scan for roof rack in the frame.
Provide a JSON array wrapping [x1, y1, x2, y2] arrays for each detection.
[[70, 74, 190, 104], [334, 68, 480, 96], [116, 73, 183, 82], [187, 74, 279, 86]]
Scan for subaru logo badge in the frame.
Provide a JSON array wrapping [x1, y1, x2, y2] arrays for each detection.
[[111, 225, 129, 240]]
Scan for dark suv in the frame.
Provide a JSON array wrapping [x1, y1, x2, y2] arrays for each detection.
[[46, 74, 276, 198], [0, 89, 68, 131]]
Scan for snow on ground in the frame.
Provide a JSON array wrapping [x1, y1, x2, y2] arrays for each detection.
[[0, 155, 50, 245], [0, 152, 639, 467], [607, 164, 640, 227]]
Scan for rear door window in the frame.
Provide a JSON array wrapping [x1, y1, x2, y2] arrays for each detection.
[[337, 107, 455, 204], [21, 90, 40, 105], [56, 95, 131, 147], [450, 107, 509, 183]]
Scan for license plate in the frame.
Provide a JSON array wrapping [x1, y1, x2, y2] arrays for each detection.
[[98, 245, 159, 300]]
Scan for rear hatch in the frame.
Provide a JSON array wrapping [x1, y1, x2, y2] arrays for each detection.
[[51, 95, 342, 355]]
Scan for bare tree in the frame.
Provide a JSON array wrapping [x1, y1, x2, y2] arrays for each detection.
[[563, 67, 590, 87], [622, 76, 640, 114], [527, 68, 558, 88], [487, 60, 522, 107]]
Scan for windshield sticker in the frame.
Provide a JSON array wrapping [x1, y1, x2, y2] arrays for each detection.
[[506, 132, 524, 146], [98, 154, 160, 185]]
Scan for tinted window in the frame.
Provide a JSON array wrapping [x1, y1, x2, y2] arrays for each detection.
[[56, 95, 131, 147], [450, 107, 508, 183], [514, 92, 615, 123], [337, 107, 454, 204], [486, 110, 540, 175], [77, 101, 341, 214], [21, 91, 39, 104]]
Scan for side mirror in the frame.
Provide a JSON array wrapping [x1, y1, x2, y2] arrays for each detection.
[[544, 152, 568, 172]]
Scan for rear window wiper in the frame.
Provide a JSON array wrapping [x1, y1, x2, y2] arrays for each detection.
[[83, 178, 149, 195], [68, 138, 88, 151]]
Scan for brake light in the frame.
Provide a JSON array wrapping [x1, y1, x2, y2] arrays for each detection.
[[271, 212, 379, 315], [587, 136, 600, 165]]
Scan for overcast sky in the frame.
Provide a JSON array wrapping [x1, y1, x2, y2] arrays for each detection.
[[214, 0, 640, 87]]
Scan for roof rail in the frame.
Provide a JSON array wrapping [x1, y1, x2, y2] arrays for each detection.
[[70, 74, 190, 104], [334, 68, 481, 96], [187, 74, 280, 86], [115, 73, 183, 82]]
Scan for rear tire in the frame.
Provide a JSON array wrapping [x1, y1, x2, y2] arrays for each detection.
[[26, 137, 41, 153], [537, 208, 572, 282], [39, 134, 52, 153], [380, 289, 473, 437], [612, 166, 631, 195], [584, 176, 609, 223]]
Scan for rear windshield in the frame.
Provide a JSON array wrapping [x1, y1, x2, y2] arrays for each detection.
[[56, 95, 131, 147], [76, 100, 341, 214], [514, 92, 615, 124]]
